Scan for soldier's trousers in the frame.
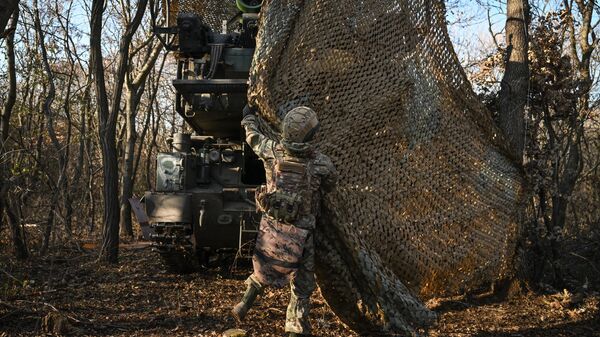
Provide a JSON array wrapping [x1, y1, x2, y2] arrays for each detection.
[[247, 231, 315, 334]]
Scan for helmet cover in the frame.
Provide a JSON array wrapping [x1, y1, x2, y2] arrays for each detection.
[[281, 106, 320, 144]]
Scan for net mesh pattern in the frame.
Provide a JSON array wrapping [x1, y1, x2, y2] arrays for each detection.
[[169, 0, 525, 335], [169, 0, 238, 30]]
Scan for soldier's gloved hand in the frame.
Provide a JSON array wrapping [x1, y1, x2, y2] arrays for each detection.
[[242, 104, 258, 118]]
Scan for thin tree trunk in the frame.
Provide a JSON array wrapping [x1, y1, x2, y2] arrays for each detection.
[[91, 0, 149, 263], [498, 0, 529, 162], [70, 87, 89, 234], [4, 197, 28, 260], [119, 90, 139, 237], [0, 8, 18, 238], [146, 99, 162, 190], [119, 31, 162, 238], [133, 54, 166, 182], [86, 100, 96, 233], [0, 11, 17, 143], [134, 98, 153, 182], [33, 0, 69, 254], [42, 197, 58, 253], [58, 7, 77, 236]]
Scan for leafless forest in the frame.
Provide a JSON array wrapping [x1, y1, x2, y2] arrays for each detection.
[[1, 0, 599, 336]]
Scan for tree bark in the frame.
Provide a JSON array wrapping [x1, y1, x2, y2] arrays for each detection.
[[4, 196, 28, 260], [0, 0, 18, 36], [1, 8, 17, 144], [91, 0, 149, 262], [119, 42, 162, 237], [119, 90, 140, 237], [0, 8, 23, 258], [33, 0, 69, 254], [498, 0, 529, 162], [146, 100, 161, 190], [91, 0, 120, 263]]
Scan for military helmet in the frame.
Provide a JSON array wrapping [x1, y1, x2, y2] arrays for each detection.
[[281, 106, 320, 144]]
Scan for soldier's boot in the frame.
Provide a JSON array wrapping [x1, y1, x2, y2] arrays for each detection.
[[231, 282, 261, 323]]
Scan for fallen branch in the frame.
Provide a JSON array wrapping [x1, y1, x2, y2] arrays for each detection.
[[0, 267, 23, 285], [10, 299, 59, 312]]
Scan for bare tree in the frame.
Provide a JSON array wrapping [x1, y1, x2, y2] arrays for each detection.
[[0, 6, 27, 259], [90, 0, 120, 263], [90, 0, 150, 263], [536, 0, 596, 284], [32, 0, 73, 253], [119, 20, 163, 237]]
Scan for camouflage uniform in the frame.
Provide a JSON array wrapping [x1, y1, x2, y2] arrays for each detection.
[[237, 112, 337, 335]]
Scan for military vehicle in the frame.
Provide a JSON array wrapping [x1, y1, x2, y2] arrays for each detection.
[[137, 0, 264, 272]]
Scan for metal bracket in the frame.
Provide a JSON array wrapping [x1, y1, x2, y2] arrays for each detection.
[[153, 26, 178, 51]]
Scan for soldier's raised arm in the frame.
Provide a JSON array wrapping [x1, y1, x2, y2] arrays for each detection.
[[241, 105, 276, 161], [322, 157, 338, 193], [315, 153, 338, 193]]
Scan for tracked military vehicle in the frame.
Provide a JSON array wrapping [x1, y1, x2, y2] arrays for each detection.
[[139, 0, 264, 272]]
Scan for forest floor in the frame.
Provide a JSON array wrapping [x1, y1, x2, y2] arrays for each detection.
[[1, 242, 599, 337]]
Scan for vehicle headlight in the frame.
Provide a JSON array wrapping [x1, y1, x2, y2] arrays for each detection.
[[208, 149, 221, 162]]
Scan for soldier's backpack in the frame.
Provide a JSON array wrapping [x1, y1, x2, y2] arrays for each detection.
[[255, 152, 311, 224]]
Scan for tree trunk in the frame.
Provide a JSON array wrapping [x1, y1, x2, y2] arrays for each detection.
[[34, 0, 69, 253], [0, 0, 18, 36], [498, 0, 529, 162], [86, 99, 96, 234], [146, 99, 162, 190], [119, 90, 139, 237], [41, 197, 58, 254], [0, 9, 17, 143], [496, 0, 530, 295], [91, 0, 149, 262], [5, 198, 28, 260], [119, 38, 162, 237], [91, 0, 120, 263], [0, 8, 18, 237]]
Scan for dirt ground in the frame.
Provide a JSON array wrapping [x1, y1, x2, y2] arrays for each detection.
[[1, 243, 599, 337]]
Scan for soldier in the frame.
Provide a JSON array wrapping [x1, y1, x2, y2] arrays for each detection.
[[232, 105, 337, 337]]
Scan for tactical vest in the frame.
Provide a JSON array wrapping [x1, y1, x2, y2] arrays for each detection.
[[255, 150, 311, 224]]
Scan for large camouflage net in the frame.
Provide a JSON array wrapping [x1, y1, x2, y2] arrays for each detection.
[[174, 0, 525, 335]]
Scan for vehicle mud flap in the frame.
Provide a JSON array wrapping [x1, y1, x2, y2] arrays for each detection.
[[191, 200, 208, 264], [251, 217, 309, 288], [128, 197, 153, 240]]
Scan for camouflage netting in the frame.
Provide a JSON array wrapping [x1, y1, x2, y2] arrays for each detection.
[[174, 0, 525, 335], [172, 0, 239, 30]]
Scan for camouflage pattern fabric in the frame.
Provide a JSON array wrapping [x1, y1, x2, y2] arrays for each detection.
[[285, 231, 316, 334], [252, 216, 309, 288], [245, 225, 316, 335]]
